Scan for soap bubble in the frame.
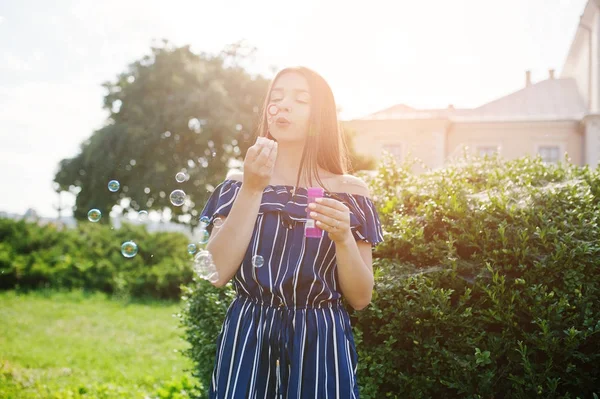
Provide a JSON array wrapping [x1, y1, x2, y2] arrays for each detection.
[[175, 172, 187, 183], [170, 189, 186, 206], [199, 216, 210, 227], [198, 229, 210, 245], [108, 180, 120, 192], [206, 270, 220, 284], [187, 243, 197, 254], [193, 250, 217, 281], [213, 217, 224, 228], [188, 118, 202, 133], [193, 250, 212, 268], [268, 104, 279, 116], [138, 210, 149, 221], [87, 209, 102, 222], [196, 262, 219, 284], [252, 255, 264, 268], [121, 241, 138, 258]]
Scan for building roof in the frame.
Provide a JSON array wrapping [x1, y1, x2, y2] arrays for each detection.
[[353, 77, 587, 123], [357, 104, 469, 120]]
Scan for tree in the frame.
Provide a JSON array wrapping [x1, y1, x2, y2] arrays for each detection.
[[54, 40, 269, 229], [55, 39, 375, 230]]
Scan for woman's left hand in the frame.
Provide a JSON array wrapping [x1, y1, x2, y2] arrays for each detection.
[[307, 197, 353, 244]]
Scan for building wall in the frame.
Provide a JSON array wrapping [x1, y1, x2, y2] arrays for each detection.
[[561, 1, 599, 113], [447, 121, 583, 165], [344, 119, 584, 170], [584, 115, 600, 167], [562, 31, 592, 110], [344, 119, 449, 173]]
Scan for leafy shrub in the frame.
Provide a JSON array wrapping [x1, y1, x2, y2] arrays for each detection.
[[352, 152, 600, 398], [178, 279, 235, 398], [182, 152, 600, 398], [0, 219, 194, 300]]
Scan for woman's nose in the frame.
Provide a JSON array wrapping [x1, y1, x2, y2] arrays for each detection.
[[278, 102, 292, 113]]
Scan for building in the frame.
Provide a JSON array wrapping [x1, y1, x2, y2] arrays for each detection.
[[344, 0, 600, 173]]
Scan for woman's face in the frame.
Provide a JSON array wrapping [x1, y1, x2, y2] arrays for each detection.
[[267, 72, 311, 143]]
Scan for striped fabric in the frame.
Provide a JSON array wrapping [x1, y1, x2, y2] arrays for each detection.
[[201, 179, 384, 398]]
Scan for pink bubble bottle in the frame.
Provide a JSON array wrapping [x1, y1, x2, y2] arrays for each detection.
[[305, 187, 324, 238]]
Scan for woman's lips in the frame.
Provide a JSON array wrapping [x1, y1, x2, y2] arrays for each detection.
[[275, 116, 291, 126]]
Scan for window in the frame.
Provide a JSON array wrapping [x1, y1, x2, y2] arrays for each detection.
[[476, 145, 500, 157], [537, 145, 560, 163], [382, 143, 403, 161]]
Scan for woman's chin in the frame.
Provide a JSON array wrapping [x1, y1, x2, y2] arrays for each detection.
[[268, 131, 305, 143]]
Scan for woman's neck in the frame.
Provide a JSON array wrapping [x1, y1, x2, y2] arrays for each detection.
[[269, 141, 340, 188]]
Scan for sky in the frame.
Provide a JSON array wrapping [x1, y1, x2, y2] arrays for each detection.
[[0, 0, 589, 218]]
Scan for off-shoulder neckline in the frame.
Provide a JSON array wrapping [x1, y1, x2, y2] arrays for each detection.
[[223, 178, 374, 201]]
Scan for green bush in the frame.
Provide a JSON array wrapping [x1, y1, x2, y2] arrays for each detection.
[[181, 152, 600, 398], [179, 278, 235, 398], [352, 152, 600, 398], [0, 219, 195, 300]]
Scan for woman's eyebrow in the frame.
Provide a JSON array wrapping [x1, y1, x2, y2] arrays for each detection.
[[271, 87, 310, 94]]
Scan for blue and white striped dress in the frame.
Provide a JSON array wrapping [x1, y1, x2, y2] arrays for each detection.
[[200, 179, 384, 398]]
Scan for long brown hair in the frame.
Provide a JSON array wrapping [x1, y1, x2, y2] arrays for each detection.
[[256, 66, 351, 194]]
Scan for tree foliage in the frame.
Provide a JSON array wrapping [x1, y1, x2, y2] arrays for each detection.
[[54, 40, 376, 229], [55, 40, 269, 228]]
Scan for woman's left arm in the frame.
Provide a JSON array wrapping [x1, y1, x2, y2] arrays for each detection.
[[333, 236, 374, 310], [307, 178, 374, 310]]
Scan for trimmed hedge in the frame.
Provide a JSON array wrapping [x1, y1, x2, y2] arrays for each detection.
[[181, 153, 600, 398], [0, 219, 194, 300]]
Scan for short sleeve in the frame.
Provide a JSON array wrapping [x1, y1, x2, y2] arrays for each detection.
[[198, 179, 241, 234], [348, 195, 385, 248]]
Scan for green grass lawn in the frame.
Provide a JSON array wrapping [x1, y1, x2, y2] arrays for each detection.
[[0, 289, 201, 399]]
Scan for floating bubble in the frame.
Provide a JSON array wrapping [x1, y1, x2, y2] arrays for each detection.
[[199, 216, 210, 227], [267, 104, 279, 116], [175, 172, 187, 183], [121, 241, 138, 258], [252, 255, 264, 268], [193, 250, 212, 266], [188, 118, 202, 133], [198, 229, 210, 245], [206, 270, 220, 284], [213, 217, 224, 228], [187, 243, 197, 254], [108, 180, 120, 192], [170, 189, 186, 206], [138, 210, 149, 221], [193, 250, 215, 279], [87, 209, 102, 222]]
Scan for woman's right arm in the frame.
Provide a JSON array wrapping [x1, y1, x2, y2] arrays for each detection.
[[205, 175, 262, 287], [206, 138, 277, 287]]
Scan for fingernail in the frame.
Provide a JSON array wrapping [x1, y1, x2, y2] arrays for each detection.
[[310, 212, 317, 217], [308, 203, 316, 209]]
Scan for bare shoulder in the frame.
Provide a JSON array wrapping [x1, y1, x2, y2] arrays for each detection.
[[337, 174, 371, 198], [226, 169, 243, 182]]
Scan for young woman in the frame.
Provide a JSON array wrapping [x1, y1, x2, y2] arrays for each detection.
[[200, 66, 384, 398]]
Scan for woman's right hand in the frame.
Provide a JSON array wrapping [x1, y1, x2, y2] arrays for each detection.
[[242, 136, 278, 194]]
